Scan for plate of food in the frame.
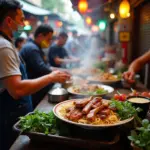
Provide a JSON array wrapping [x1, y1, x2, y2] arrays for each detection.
[[53, 97, 135, 129], [71, 68, 102, 77], [87, 73, 121, 84], [67, 84, 114, 96]]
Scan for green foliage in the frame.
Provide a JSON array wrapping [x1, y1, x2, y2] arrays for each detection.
[[93, 62, 107, 71], [110, 100, 142, 120], [19, 110, 57, 135], [128, 119, 150, 150], [117, 72, 122, 80], [42, 0, 66, 14], [114, 66, 128, 74], [75, 86, 108, 95], [94, 88, 108, 95]]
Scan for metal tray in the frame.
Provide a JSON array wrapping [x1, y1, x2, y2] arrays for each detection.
[[13, 112, 120, 149]]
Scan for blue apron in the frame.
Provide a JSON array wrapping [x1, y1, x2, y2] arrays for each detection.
[[0, 60, 33, 150]]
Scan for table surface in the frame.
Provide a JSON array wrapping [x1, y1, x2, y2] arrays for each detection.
[[10, 82, 148, 150]]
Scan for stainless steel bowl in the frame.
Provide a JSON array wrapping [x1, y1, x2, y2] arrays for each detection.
[[48, 88, 69, 103]]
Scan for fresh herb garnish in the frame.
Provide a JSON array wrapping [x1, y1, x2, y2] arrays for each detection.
[[110, 100, 142, 121], [128, 119, 150, 150], [19, 110, 57, 135], [117, 72, 122, 80], [94, 89, 108, 95], [80, 89, 108, 95]]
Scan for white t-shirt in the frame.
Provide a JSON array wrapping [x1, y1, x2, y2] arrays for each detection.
[[0, 36, 21, 88]]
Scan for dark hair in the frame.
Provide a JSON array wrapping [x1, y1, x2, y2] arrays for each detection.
[[15, 37, 25, 48], [0, 0, 22, 25], [58, 32, 68, 38], [34, 24, 53, 38]]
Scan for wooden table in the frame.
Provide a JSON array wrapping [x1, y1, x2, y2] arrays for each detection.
[[10, 82, 148, 150]]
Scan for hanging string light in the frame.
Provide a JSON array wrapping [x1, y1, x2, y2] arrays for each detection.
[[119, 0, 130, 18], [78, 0, 88, 14]]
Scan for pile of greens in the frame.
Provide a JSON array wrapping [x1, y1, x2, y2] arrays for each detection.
[[128, 119, 150, 150], [110, 100, 142, 120], [19, 110, 57, 135], [94, 89, 108, 95], [93, 62, 107, 71]]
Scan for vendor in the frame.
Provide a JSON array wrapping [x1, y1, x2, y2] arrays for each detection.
[[20, 24, 54, 108], [48, 32, 80, 68], [0, 1, 70, 149], [123, 50, 150, 120], [123, 50, 150, 84]]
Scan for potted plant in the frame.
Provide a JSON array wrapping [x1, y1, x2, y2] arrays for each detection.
[[128, 119, 150, 150]]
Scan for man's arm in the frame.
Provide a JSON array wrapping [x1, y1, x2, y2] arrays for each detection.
[[54, 57, 79, 65], [123, 50, 150, 83], [54, 48, 80, 65], [128, 50, 150, 72], [2, 70, 70, 100], [0, 48, 70, 100]]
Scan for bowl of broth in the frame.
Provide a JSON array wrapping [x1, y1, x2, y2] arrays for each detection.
[[127, 96, 150, 119]]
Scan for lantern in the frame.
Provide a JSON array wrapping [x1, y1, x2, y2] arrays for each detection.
[[86, 16, 92, 25], [119, 0, 130, 18], [78, 0, 88, 14]]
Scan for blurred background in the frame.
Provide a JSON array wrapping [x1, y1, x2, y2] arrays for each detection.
[[18, 0, 150, 88]]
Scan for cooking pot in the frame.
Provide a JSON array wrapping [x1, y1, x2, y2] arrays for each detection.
[[48, 88, 69, 103]]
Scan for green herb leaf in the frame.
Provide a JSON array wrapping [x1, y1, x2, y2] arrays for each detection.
[[19, 110, 57, 135]]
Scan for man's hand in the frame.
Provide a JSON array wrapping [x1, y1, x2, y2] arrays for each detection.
[[49, 70, 71, 83], [122, 71, 135, 83]]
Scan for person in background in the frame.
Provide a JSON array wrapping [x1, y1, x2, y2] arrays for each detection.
[[123, 50, 150, 83], [14, 36, 26, 51], [64, 30, 84, 58], [48, 32, 80, 68], [0, 1, 70, 149], [20, 24, 55, 108], [123, 50, 150, 121]]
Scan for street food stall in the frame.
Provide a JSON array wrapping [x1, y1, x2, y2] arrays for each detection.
[[10, 66, 150, 150]]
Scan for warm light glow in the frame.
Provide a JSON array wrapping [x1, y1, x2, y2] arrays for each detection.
[[78, 0, 88, 14], [91, 25, 99, 32], [24, 20, 29, 26], [86, 16, 92, 25], [110, 13, 115, 19], [55, 21, 63, 27], [127, 12, 130, 17], [119, 0, 130, 18]]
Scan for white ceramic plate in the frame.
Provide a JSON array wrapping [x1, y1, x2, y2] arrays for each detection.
[[67, 84, 114, 96], [53, 99, 134, 129]]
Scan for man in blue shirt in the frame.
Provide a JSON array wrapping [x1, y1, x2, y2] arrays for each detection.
[[48, 32, 80, 68], [20, 25, 54, 108]]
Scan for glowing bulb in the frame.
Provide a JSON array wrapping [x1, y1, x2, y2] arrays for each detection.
[[86, 16, 92, 25], [110, 13, 115, 19], [127, 12, 130, 17]]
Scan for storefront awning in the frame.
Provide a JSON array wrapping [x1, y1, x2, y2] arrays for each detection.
[[19, 0, 51, 16]]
